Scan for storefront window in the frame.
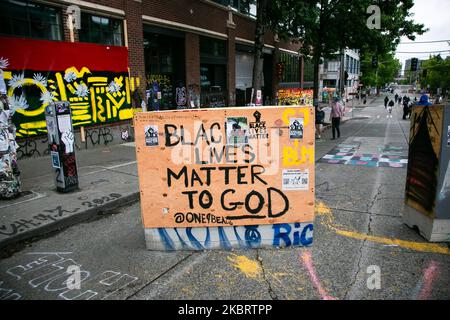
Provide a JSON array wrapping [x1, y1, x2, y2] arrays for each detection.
[[280, 52, 300, 83], [79, 13, 123, 46], [211, 0, 256, 18], [0, 0, 62, 41], [144, 31, 185, 110], [200, 36, 227, 108]]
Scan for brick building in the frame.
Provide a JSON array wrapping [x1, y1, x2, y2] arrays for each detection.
[[0, 0, 308, 129]]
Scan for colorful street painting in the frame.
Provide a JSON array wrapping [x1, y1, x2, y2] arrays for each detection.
[[319, 143, 408, 168]]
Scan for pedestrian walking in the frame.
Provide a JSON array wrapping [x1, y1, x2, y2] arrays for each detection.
[[387, 99, 394, 118], [402, 97, 410, 120], [330, 97, 344, 140], [384, 96, 389, 108], [395, 93, 398, 103], [315, 105, 325, 139]]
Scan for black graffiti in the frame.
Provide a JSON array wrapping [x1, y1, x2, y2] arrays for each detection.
[[174, 212, 232, 225], [0, 193, 122, 236], [80, 193, 122, 208], [164, 122, 222, 147], [16, 138, 41, 159], [84, 127, 114, 148], [167, 165, 267, 188], [179, 186, 289, 220]]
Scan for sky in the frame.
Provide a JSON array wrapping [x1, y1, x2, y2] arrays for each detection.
[[395, 0, 450, 72]]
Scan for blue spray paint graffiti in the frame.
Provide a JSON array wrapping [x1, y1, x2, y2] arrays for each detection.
[[147, 222, 313, 251]]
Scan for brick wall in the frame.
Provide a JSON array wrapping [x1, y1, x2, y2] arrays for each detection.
[[123, 0, 146, 99], [48, 0, 301, 105], [185, 32, 200, 89]]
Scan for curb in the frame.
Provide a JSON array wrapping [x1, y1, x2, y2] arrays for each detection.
[[0, 191, 140, 254]]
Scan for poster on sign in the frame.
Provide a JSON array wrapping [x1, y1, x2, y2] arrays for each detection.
[[133, 106, 315, 229]]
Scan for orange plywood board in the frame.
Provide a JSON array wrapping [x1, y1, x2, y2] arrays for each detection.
[[134, 106, 315, 228]]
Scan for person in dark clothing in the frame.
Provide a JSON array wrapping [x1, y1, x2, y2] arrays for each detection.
[[384, 96, 389, 108], [395, 93, 398, 103], [330, 97, 344, 140], [402, 97, 410, 120]]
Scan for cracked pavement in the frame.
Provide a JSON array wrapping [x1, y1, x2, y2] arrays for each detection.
[[1, 95, 449, 300]]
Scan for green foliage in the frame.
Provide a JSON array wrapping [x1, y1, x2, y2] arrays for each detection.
[[253, 0, 426, 100], [420, 55, 450, 94], [360, 52, 401, 88]]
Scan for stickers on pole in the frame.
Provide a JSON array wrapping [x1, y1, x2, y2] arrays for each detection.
[[134, 106, 315, 228]]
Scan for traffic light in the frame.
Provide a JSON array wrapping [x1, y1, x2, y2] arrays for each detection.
[[422, 69, 428, 78], [371, 56, 378, 68], [410, 58, 418, 71]]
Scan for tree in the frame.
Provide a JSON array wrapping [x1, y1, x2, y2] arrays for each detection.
[[420, 55, 450, 95], [249, 0, 317, 104], [250, 0, 426, 106], [360, 52, 401, 92]]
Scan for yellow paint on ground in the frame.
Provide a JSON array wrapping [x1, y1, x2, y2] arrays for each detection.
[[227, 254, 261, 278], [315, 201, 450, 255]]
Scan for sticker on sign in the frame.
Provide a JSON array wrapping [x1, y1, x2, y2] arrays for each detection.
[[282, 169, 309, 191]]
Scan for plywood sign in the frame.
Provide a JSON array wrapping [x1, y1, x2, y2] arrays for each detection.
[[134, 106, 315, 228]]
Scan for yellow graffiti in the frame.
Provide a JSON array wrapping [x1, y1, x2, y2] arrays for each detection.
[[282, 107, 310, 126], [8, 78, 49, 117], [19, 121, 47, 130], [315, 202, 450, 255], [5, 65, 138, 137], [283, 140, 315, 166], [64, 66, 91, 78], [227, 254, 262, 278]]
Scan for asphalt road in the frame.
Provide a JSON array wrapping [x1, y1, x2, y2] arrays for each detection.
[[1, 95, 449, 300]]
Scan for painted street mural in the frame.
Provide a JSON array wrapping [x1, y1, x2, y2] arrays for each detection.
[[0, 36, 134, 139], [319, 142, 408, 168], [134, 106, 315, 249]]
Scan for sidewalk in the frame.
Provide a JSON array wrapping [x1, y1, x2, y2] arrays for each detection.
[[0, 142, 139, 253], [319, 94, 377, 132]]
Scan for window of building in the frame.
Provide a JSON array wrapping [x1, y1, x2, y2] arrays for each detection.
[[144, 30, 185, 110], [211, 0, 256, 17], [0, 0, 63, 40], [200, 36, 227, 107], [280, 52, 300, 83], [79, 12, 123, 46], [303, 58, 314, 82]]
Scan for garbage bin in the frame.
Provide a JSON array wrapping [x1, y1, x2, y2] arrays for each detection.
[[404, 104, 450, 242]]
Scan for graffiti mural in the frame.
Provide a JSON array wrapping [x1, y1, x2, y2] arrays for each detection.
[[0, 37, 134, 138], [319, 143, 408, 168], [145, 222, 314, 251], [278, 89, 313, 106]]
